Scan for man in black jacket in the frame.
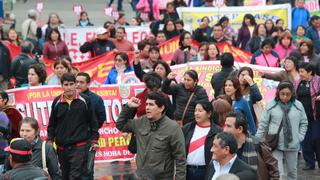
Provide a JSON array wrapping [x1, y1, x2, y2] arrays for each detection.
[[0, 41, 11, 90], [80, 27, 116, 57], [205, 132, 257, 180], [11, 41, 37, 87], [47, 73, 99, 180]]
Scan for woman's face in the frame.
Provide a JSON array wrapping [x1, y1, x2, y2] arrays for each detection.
[[131, 18, 138, 26], [224, 80, 237, 97], [276, 20, 284, 28], [208, 44, 218, 59], [284, 59, 295, 72], [115, 55, 126, 68], [20, 123, 37, 143], [278, 87, 292, 103], [238, 70, 250, 85], [51, 31, 59, 41], [221, 20, 228, 28], [299, 68, 312, 81], [50, 14, 59, 25], [149, 50, 160, 62], [142, 45, 150, 57], [262, 44, 272, 54], [183, 33, 192, 46], [199, 45, 207, 57], [194, 104, 211, 124], [118, 16, 126, 25], [281, 37, 291, 48], [258, 25, 266, 36], [300, 43, 309, 54], [265, 20, 273, 30], [154, 64, 166, 78], [166, 21, 175, 32], [28, 68, 40, 86], [296, 26, 305, 37], [55, 64, 68, 78], [8, 30, 18, 41], [80, 13, 88, 21], [202, 18, 209, 25], [183, 74, 196, 90], [244, 18, 251, 26]]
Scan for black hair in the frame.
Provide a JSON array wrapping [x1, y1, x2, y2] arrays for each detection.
[[138, 40, 150, 51], [184, 69, 199, 82], [77, 72, 91, 83], [117, 26, 126, 34], [226, 112, 248, 135], [47, 28, 62, 42], [143, 72, 162, 90], [196, 100, 213, 115], [20, 117, 39, 132], [261, 38, 275, 49], [275, 81, 296, 102], [47, 13, 63, 25], [147, 92, 167, 113], [215, 132, 238, 154], [175, 19, 184, 26], [284, 56, 299, 70], [242, 14, 257, 27], [21, 41, 33, 54], [152, 60, 171, 77], [11, 152, 32, 163], [179, 31, 192, 50], [0, 91, 9, 104], [218, 16, 229, 25], [60, 73, 76, 84], [163, 18, 176, 33], [299, 62, 316, 76], [115, 52, 131, 70], [220, 52, 234, 68], [28, 63, 47, 84]]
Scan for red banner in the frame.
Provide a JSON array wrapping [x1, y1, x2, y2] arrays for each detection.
[[7, 84, 146, 162]]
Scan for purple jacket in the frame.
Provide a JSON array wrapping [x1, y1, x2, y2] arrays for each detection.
[[0, 111, 9, 163], [43, 40, 69, 60], [295, 75, 320, 120], [236, 26, 251, 50]]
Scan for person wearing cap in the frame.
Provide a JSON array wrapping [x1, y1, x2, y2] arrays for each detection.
[[80, 27, 116, 57], [21, 9, 38, 41], [1, 138, 49, 180], [47, 73, 99, 179]]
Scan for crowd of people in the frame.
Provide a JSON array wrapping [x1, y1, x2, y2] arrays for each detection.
[[0, 0, 319, 179]]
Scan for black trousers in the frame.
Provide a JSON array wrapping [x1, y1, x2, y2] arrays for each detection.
[[302, 120, 320, 168], [57, 144, 89, 180]]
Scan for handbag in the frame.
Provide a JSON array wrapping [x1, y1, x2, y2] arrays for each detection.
[[178, 92, 195, 127], [263, 115, 283, 151]]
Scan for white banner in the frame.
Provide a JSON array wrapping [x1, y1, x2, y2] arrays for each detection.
[[59, 26, 150, 62]]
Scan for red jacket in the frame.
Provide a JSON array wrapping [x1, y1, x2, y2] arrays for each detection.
[[3, 106, 23, 139], [43, 40, 69, 60]]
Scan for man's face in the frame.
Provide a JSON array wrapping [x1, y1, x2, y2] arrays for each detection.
[[116, 29, 125, 40], [224, 117, 241, 136], [62, 81, 76, 97], [213, 26, 223, 39], [145, 99, 164, 120], [76, 76, 89, 93], [211, 138, 229, 162]]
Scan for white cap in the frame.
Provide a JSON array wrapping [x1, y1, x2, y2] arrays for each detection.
[[96, 27, 107, 35]]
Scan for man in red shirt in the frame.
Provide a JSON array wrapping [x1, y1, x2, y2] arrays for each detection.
[[109, 27, 134, 51]]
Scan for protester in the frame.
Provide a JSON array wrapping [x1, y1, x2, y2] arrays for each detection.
[[131, 17, 142, 26], [108, 27, 134, 51], [236, 14, 257, 50], [292, 0, 310, 32], [80, 27, 116, 57], [222, 77, 256, 135], [306, 15, 320, 54], [21, 63, 47, 87], [204, 132, 257, 180], [18, 117, 62, 179], [193, 16, 213, 43], [171, 31, 198, 65], [11, 41, 37, 88], [237, 67, 262, 124], [152, 18, 179, 40], [260, 56, 300, 85], [250, 38, 280, 67], [256, 81, 308, 180], [293, 25, 310, 47], [47, 73, 99, 179], [76, 11, 94, 27], [174, 19, 185, 34], [224, 112, 258, 168], [46, 60, 70, 85], [273, 31, 296, 64], [210, 24, 229, 43], [211, 53, 236, 98], [155, 31, 167, 44], [295, 40, 320, 75], [116, 92, 186, 179], [296, 63, 320, 170], [182, 101, 222, 180], [21, 9, 38, 41], [212, 98, 232, 127], [3, 29, 21, 59], [140, 46, 161, 70], [163, 70, 209, 125], [0, 41, 11, 90], [275, 18, 285, 31], [194, 42, 208, 61], [43, 28, 69, 61], [205, 42, 220, 61], [1, 138, 49, 179], [105, 52, 133, 84], [134, 58, 171, 82], [115, 13, 130, 26], [265, 19, 276, 38], [217, 16, 236, 45], [42, 13, 64, 39], [0, 91, 22, 141], [246, 23, 267, 53], [162, 2, 179, 22]]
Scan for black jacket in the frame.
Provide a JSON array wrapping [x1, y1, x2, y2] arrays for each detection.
[[47, 92, 99, 146], [31, 138, 62, 180], [0, 42, 11, 81], [182, 121, 222, 166], [211, 67, 237, 98], [204, 157, 257, 180], [162, 79, 209, 124], [83, 89, 106, 128], [11, 54, 37, 87], [80, 39, 116, 57], [246, 36, 264, 54]]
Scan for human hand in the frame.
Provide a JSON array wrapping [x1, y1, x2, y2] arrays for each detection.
[[167, 72, 177, 80], [89, 143, 99, 151], [244, 75, 254, 86], [127, 97, 141, 108]]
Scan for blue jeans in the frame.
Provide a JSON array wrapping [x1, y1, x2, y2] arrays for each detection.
[[186, 165, 206, 180]]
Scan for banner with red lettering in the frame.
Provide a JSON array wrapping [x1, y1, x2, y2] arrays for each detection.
[[59, 26, 150, 62], [7, 84, 146, 162]]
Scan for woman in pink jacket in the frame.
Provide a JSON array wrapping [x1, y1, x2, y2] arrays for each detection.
[[273, 31, 296, 66], [136, 0, 160, 21]]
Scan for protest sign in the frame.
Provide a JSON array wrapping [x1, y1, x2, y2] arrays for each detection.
[[177, 4, 291, 30]]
